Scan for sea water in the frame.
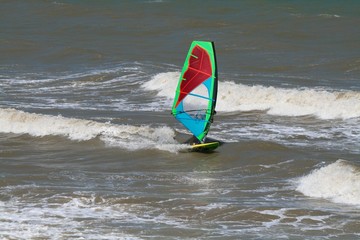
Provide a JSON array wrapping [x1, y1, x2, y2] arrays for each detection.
[[1, 1, 360, 239]]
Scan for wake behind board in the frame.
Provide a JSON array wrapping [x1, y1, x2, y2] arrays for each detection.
[[171, 40, 219, 153], [189, 141, 219, 152]]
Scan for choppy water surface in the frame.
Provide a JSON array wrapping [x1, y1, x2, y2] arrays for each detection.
[[1, 1, 360, 239]]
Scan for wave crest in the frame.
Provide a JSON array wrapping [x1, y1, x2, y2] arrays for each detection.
[[144, 72, 360, 120], [0, 108, 182, 152], [296, 160, 360, 206]]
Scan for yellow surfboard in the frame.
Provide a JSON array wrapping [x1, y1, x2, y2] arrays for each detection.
[[190, 141, 219, 152]]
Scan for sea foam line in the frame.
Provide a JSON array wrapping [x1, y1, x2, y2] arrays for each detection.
[[144, 72, 360, 120], [0, 108, 182, 152]]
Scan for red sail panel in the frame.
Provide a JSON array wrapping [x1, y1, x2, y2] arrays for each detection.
[[175, 45, 212, 107]]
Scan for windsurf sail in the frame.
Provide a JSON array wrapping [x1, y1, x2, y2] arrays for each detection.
[[172, 41, 218, 142]]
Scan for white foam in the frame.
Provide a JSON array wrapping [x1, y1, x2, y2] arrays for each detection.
[[143, 72, 360, 120], [142, 71, 179, 99], [0, 194, 149, 240], [217, 83, 360, 120], [258, 208, 333, 231], [318, 14, 341, 18], [296, 160, 360, 206], [0, 108, 184, 152]]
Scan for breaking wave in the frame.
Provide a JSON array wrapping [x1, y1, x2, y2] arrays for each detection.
[[0, 108, 183, 152], [144, 72, 360, 120], [296, 160, 360, 206]]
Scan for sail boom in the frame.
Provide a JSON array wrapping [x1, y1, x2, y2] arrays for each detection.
[[174, 91, 215, 102]]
